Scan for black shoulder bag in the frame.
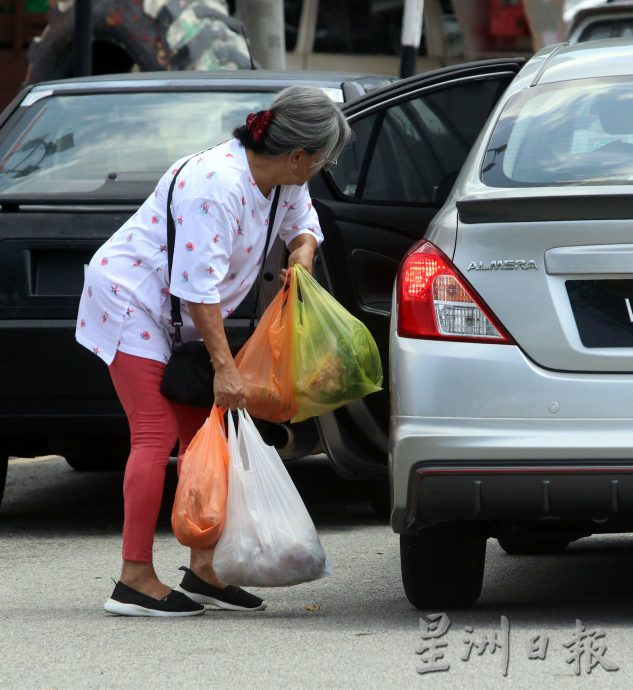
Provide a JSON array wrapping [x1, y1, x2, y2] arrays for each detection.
[[160, 153, 281, 408]]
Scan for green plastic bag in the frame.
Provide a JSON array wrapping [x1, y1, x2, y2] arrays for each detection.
[[290, 264, 383, 423]]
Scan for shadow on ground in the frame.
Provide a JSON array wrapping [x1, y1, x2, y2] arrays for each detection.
[[6, 455, 633, 625], [0, 455, 382, 534]]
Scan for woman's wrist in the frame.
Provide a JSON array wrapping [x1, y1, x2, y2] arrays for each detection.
[[287, 235, 318, 272], [212, 356, 236, 372]]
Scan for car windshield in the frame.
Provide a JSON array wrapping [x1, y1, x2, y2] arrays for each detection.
[[0, 90, 276, 197], [482, 77, 633, 187], [579, 18, 633, 41]]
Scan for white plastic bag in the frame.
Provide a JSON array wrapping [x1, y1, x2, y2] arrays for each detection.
[[212, 409, 332, 587]]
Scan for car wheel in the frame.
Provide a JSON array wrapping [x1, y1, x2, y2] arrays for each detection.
[[0, 450, 8, 508], [400, 523, 486, 609], [497, 529, 570, 556], [64, 455, 127, 472], [365, 479, 390, 520], [58, 436, 129, 472]]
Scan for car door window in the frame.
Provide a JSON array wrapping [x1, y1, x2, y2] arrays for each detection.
[[331, 77, 510, 204]]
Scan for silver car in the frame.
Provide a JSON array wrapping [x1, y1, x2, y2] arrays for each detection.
[[390, 38, 633, 608]]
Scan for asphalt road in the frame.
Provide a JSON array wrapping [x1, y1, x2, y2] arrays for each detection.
[[2, 454, 633, 689]]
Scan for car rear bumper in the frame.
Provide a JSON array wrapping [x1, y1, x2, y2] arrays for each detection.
[[389, 330, 633, 532], [401, 463, 633, 532], [390, 416, 633, 532]]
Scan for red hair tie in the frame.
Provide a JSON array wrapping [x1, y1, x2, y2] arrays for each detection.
[[246, 110, 273, 143]]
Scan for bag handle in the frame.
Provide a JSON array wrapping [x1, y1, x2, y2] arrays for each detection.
[[212, 403, 227, 435], [226, 409, 243, 470], [236, 408, 252, 472], [165, 153, 281, 349]]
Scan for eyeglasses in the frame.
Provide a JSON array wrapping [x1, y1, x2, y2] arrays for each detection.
[[313, 155, 337, 172], [304, 149, 338, 173]]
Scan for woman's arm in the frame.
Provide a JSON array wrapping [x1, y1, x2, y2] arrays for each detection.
[[284, 233, 318, 276], [187, 301, 244, 410], [277, 185, 322, 278]]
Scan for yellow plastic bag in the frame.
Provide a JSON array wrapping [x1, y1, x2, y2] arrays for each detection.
[[290, 264, 383, 423], [235, 271, 297, 423], [171, 404, 229, 548]]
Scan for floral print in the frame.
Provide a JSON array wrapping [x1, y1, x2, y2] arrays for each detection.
[[75, 138, 323, 366]]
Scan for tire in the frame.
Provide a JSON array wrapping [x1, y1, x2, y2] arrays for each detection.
[[0, 451, 8, 509], [27, 0, 252, 84], [497, 529, 570, 556], [64, 455, 127, 472], [365, 478, 390, 521], [57, 435, 129, 472], [27, 0, 170, 83], [400, 523, 486, 609]]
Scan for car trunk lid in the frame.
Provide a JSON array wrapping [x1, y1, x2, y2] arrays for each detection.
[[454, 189, 633, 372]]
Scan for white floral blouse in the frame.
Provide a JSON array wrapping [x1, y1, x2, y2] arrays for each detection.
[[75, 138, 323, 365]]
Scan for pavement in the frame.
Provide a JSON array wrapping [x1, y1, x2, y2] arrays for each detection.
[[2, 454, 633, 689]]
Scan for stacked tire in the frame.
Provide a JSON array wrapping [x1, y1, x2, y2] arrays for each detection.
[[27, 0, 253, 84]]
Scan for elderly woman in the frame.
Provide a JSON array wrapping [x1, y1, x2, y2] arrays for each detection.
[[75, 86, 352, 617]]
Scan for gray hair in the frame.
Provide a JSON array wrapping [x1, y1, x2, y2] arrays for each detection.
[[237, 85, 352, 166]]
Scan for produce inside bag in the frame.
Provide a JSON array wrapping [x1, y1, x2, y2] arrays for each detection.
[[212, 409, 331, 587], [234, 271, 297, 423], [290, 264, 383, 423], [171, 404, 229, 548]]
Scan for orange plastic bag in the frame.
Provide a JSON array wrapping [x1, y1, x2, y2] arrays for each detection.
[[234, 272, 297, 422], [171, 404, 229, 548]]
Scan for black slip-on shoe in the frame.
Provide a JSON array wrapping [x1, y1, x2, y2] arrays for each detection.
[[104, 581, 205, 617], [174, 566, 267, 611]]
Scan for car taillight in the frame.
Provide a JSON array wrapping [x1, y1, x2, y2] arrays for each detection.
[[397, 241, 514, 344]]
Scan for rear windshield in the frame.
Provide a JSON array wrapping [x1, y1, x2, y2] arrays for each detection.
[[0, 90, 276, 197], [481, 77, 633, 187], [578, 19, 633, 42]]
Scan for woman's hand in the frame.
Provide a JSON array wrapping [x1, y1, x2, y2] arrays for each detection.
[[187, 301, 245, 410], [281, 234, 318, 280], [213, 362, 245, 410]]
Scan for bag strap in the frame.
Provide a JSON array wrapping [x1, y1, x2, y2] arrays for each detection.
[[250, 185, 280, 329], [166, 153, 281, 347]]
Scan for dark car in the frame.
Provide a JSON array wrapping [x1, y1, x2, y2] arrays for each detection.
[[0, 63, 524, 513]]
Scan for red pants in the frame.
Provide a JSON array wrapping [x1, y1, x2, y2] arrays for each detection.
[[109, 351, 209, 562]]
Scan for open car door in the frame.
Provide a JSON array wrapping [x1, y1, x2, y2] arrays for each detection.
[[308, 59, 525, 481]]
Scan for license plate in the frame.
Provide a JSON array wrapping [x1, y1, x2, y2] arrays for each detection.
[[567, 280, 633, 348]]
